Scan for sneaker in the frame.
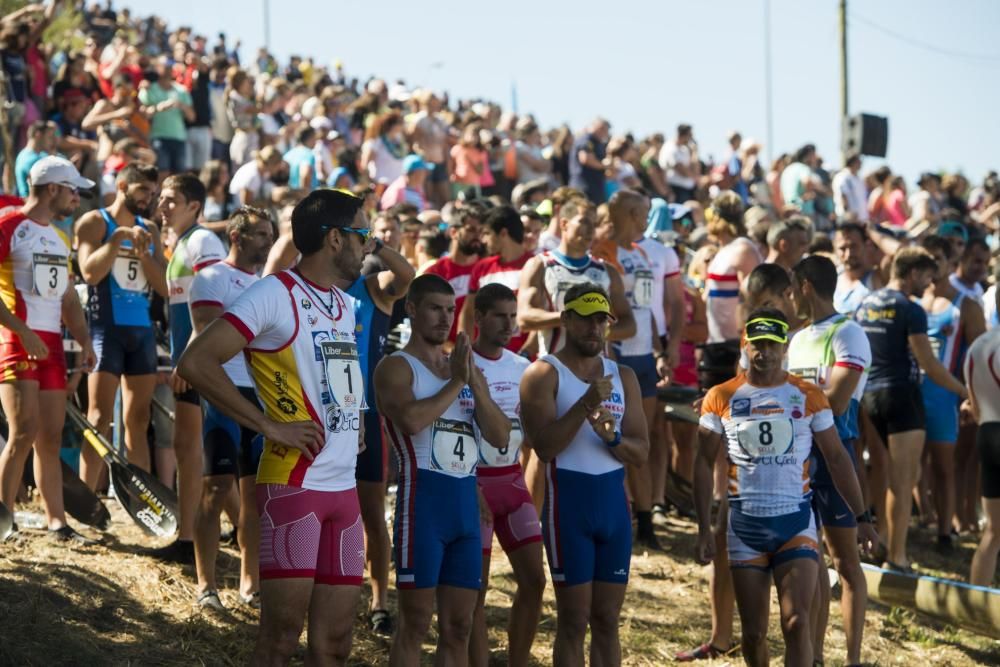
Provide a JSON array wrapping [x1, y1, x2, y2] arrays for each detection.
[[636, 530, 665, 552], [369, 609, 394, 636], [147, 539, 195, 565], [198, 590, 226, 611], [48, 525, 99, 546], [240, 592, 261, 609]]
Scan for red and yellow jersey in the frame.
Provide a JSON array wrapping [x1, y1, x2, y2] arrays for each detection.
[[0, 211, 71, 336], [223, 269, 364, 492], [699, 373, 834, 517]]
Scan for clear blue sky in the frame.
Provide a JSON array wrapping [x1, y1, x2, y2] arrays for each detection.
[[122, 0, 1000, 184]]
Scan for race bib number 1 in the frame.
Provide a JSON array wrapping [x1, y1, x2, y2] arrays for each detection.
[[431, 418, 477, 475], [736, 418, 794, 458], [112, 254, 148, 292], [321, 341, 367, 410], [32, 253, 69, 299], [480, 417, 523, 467]]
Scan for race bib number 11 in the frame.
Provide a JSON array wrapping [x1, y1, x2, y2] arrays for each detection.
[[431, 418, 477, 475]]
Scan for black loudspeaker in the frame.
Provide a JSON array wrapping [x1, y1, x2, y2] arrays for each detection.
[[842, 113, 888, 158]]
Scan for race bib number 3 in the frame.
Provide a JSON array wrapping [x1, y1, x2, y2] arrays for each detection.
[[736, 418, 794, 458], [480, 417, 522, 467], [633, 269, 654, 308], [32, 253, 69, 299], [321, 341, 367, 410], [431, 418, 477, 475], [112, 254, 148, 292]]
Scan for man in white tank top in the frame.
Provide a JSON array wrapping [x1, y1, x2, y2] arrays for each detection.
[[374, 274, 511, 667], [705, 234, 761, 344], [520, 282, 649, 666], [467, 283, 545, 667]]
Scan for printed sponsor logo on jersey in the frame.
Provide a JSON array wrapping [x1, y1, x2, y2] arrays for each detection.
[[307, 314, 319, 327], [301, 298, 312, 310], [312, 331, 330, 361], [327, 405, 360, 433], [272, 371, 289, 395], [277, 397, 298, 415], [752, 403, 784, 415], [732, 398, 751, 417]]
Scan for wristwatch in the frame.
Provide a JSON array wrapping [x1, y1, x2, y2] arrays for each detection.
[[607, 431, 622, 448]]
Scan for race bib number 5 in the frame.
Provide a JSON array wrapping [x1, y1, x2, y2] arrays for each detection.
[[431, 418, 477, 475], [32, 253, 69, 299], [321, 341, 367, 410], [112, 254, 148, 292], [736, 418, 794, 458], [480, 417, 523, 467]]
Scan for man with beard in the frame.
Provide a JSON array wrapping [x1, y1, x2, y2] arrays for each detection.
[[179, 190, 372, 664], [855, 247, 968, 571], [187, 207, 275, 611], [0, 156, 97, 543], [423, 205, 485, 346], [519, 282, 648, 666], [152, 173, 227, 564], [74, 163, 169, 488], [832, 223, 881, 315], [374, 275, 510, 667]]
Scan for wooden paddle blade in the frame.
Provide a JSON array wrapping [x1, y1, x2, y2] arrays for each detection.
[[109, 459, 178, 538], [0, 500, 13, 542], [61, 460, 111, 530]]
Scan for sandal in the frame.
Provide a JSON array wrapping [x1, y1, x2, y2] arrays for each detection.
[[197, 589, 226, 611], [675, 642, 732, 662], [369, 608, 393, 636], [240, 591, 261, 609]]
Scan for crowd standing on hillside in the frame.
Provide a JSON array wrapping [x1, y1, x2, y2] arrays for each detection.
[[1, 2, 999, 666]]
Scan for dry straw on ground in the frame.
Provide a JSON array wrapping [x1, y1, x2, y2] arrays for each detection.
[[0, 500, 997, 666]]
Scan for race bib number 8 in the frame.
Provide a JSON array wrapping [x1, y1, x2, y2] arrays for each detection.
[[480, 417, 523, 467], [431, 418, 477, 475], [112, 254, 148, 292], [736, 418, 794, 458], [321, 341, 367, 410], [633, 269, 654, 308], [32, 253, 68, 299]]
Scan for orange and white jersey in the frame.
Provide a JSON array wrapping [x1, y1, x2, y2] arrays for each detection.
[[699, 373, 834, 517], [0, 212, 71, 335], [223, 269, 363, 492]]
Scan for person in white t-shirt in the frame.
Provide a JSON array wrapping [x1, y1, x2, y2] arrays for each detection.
[[658, 123, 698, 203], [229, 145, 283, 208], [831, 154, 868, 222]]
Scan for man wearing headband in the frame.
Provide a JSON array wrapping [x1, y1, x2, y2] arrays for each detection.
[[520, 282, 649, 666], [695, 307, 864, 667]]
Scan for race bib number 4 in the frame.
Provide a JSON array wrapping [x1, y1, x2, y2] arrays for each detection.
[[480, 417, 522, 467], [431, 418, 477, 475], [633, 269, 654, 308], [321, 341, 367, 410], [112, 254, 148, 292], [32, 253, 69, 299], [736, 418, 794, 458]]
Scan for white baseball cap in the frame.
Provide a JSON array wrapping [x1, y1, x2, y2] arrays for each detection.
[[29, 155, 96, 192]]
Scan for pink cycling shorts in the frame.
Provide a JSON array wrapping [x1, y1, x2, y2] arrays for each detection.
[[478, 466, 543, 555], [256, 483, 364, 585]]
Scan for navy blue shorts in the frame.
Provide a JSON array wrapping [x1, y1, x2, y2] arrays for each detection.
[[429, 161, 449, 184], [356, 409, 387, 483], [92, 325, 158, 376], [393, 469, 481, 590], [152, 137, 187, 173], [810, 439, 858, 529], [728, 499, 819, 570], [202, 386, 263, 478], [618, 354, 658, 399], [543, 466, 632, 586]]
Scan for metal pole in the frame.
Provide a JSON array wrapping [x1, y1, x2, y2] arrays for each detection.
[[839, 0, 849, 119], [763, 0, 774, 164], [263, 0, 271, 50]]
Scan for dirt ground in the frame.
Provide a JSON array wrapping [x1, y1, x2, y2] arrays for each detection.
[[0, 499, 997, 666]]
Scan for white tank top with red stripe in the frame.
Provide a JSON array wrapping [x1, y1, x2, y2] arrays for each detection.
[[706, 237, 760, 343]]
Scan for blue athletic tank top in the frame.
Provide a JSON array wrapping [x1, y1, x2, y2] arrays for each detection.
[[87, 209, 153, 328], [925, 293, 964, 373], [347, 276, 390, 403]]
